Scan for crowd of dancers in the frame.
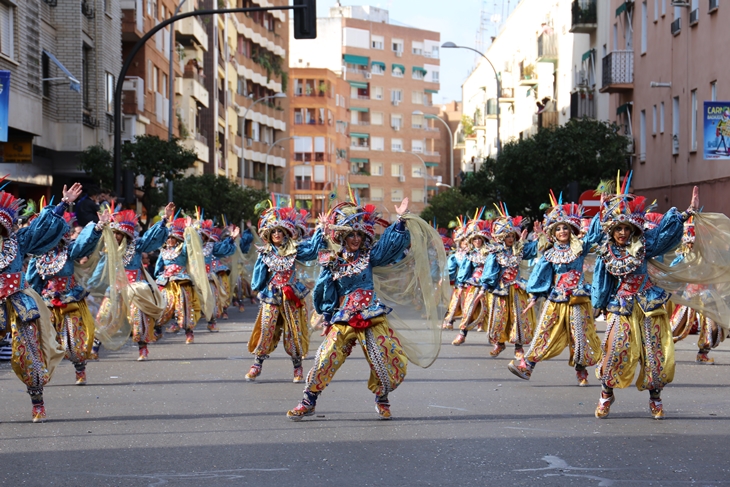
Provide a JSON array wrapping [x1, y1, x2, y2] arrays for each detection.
[[1, 171, 727, 423]]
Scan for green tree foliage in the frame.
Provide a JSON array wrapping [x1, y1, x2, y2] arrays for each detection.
[[173, 174, 269, 225], [420, 188, 482, 228], [77, 144, 114, 189], [459, 119, 628, 222]]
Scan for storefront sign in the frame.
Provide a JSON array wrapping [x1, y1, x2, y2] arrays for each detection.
[[703, 101, 730, 160]]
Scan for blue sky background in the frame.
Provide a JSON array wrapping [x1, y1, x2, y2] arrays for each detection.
[[315, 0, 519, 105]]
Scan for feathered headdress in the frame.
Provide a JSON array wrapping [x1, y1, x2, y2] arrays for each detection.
[[111, 210, 138, 238], [326, 201, 389, 244], [257, 204, 299, 243], [543, 190, 583, 237], [451, 216, 469, 242], [643, 212, 663, 231], [490, 202, 523, 241], [598, 171, 655, 235], [0, 175, 24, 235], [63, 212, 78, 228], [296, 209, 311, 239], [208, 227, 224, 242], [169, 217, 187, 241]]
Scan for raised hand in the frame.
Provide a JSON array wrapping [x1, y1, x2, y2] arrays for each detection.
[[317, 213, 328, 228], [63, 183, 83, 203], [395, 197, 409, 216], [164, 202, 176, 220], [520, 228, 528, 241], [690, 186, 699, 211], [98, 210, 112, 225], [230, 226, 241, 239]]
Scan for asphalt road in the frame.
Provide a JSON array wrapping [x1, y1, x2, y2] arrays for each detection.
[[1, 306, 729, 486]]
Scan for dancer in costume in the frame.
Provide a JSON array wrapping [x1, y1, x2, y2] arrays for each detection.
[[0, 181, 83, 422], [507, 196, 602, 385], [199, 220, 239, 332], [232, 225, 255, 312], [245, 206, 325, 382], [480, 210, 538, 358], [94, 203, 174, 361], [592, 175, 699, 419], [452, 218, 494, 345], [287, 199, 412, 421], [442, 218, 469, 330], [669, 217, 726, 364], [27, 210, 110, 386]]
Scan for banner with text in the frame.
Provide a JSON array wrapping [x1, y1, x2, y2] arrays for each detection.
[[704, 101, 730, 160]]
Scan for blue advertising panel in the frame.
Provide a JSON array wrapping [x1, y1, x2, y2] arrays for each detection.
[[0, 71, 10, 143], [704, 101, 730, 160]]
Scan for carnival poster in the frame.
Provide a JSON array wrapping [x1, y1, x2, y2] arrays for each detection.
[[704, 101, 730, 160]]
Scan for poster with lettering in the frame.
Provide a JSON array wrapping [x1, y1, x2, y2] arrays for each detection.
[[704, 101, 730, 160]]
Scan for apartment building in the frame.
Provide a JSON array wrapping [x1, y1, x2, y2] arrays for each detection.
[[603, 0, 730, 214], [435, 101, 461, 188], [289, 5, 441, 216], [288, 68, 349, 219], [1, 0, 121, 200]]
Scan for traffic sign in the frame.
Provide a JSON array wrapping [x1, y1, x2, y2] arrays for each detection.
[[579, 190, 601, 217]]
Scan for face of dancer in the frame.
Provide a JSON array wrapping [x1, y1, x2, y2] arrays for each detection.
[[271, 228, 285, 245], [472, 236, 484, 248], [612, 223, 633, 246], [504, 233, 516, 247], [166, 236, 178, 247], [554, 223, 571, 244], [345, 231, 363, 253], [114, 231, 125, 245], [460, 240, 469, 250]]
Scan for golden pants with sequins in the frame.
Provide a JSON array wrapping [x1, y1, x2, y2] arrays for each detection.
[[457, 287, 489, 331], [597, 305, 675, 391], [671, 305, 727, 350], [219, 273, 232, 309], [7, 305, 50, 390], [248, 299, 309, 359], [158, 280, 201, 330], [525, 297, 601, 367], [96, 296, 155, 344], [50, 300, 95, 365], [305, 316, 407, 397], [443, 287, 464, 325], [487, 287, 535, 345]]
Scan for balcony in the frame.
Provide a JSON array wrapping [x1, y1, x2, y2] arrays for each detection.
[[671, 18, 681, 35], [600, 51, 633, 94], [182, 74, 210, 108], [570, 91, 596, 119], [537, 31, 558, 62], [121, 0, 144, 41], [176, 16, 209, 51], [539, 111, 559, 130], [570, 0, 597, 33], [183, 134, 209, 163], [519, 62, 538, 85]]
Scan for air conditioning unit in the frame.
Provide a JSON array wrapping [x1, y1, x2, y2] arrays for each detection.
[[395, 51, 403, 57], [626, 140, 634, 154], [392, 100, 400, 106], [399, 175, 406, 183], [364, 72, 372, 79], [672, 134, 680, 155]]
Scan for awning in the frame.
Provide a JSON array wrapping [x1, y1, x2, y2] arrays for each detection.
[[425, 162, 438, 167], [615, 1, 628, 17], [412, 66, 428, 75], [343, 54, 369, 66], [350, 183, 369, 189], [582, 49, 594, 62], [616, 102, 632, 115], [351, 158, 369, 163], [347, 80, 369, 89], [350, 132, 369, 139], [427, 186, 439, 191], [42, 50, 81, 92], [425, 89, 438, 94], [392, 64, 405, 73], [371, 61, 386, 69], [350, 106, 369, 112]]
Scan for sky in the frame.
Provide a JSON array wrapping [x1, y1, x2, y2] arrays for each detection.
[[314, 0, 520, 106]]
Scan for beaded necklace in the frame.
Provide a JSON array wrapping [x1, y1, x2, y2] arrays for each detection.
[[0, 236, 18, 271], [261, 250, 296, 273], [35, 244, 68, 278], [331, 250, 370, 281], [203, 241, 214, 258], [495, 244, 522, 268], [160, 243, 183, 261], [544, 242, 580, 264], [598, 237, 645, 276], [122, 240, 137, 267]]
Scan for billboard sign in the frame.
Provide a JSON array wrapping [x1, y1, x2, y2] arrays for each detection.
[[704, 101, 730, 160]]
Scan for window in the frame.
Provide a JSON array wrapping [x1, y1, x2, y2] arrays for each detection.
[[371, 162, 384, 176], [431, 70, 440, 83], [148, 0, 157, 17], [662, 0, 666, 16], [371, 137, 385, 151], [390, 89, 402, 103], [294, 166, 313, 190], [412, 113, 424, 128], [641, 2, 647, 54], [391, 114, 402, 130], [711, 80, 717, 101], [372, 63, 384, 75], [412, 41, 424, 55], [372, 86, 384, 100], [412, 139, 424, 153], [147, 60, 153, 92], [660, 101, 665, 133], [411, 165, 424, 178], [371, 35, 384, 50], [412, 188, 425, 203], [154, 66, 159, 93], [654, 0, 658, 21], [391, 163, 403, 176], [251, 121, 260, 142], [412, 91, 424, 105], [391, 188, 404, 202], [672, 96, 680, 153], [42, 52, 50, 98], [371, 187, 384, 201], [106, 73, 115, 113], [613, 24, 618, 51], [640, 109, 647, 161], [392, 38, 404, 53], [0, 2, 14, 59], [392, 65, 404, 78], [691, 89, 697, 151], [652, 105, 657, 135], [371, 112, 384, 125], [391, 138, 403, 152], [83, 46, 91, 109]]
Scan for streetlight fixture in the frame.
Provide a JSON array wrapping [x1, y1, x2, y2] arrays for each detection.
[[441, 41, 502, 157], [264, 135, 298, 192], [239, 92, 287, 188], [413, 110, 454, 187]]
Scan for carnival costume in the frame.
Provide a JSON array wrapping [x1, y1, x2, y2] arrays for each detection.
[[232, 228, 255, 312], [480, 211, 538, 358], [94, 210, 169, 361], [669, 217, 726, 364], [507, 197, 603, 385], [591, 175, 695, 420], [245, 207, 325, 382], [27, 213, 105, 386], [0, 188, 77, 422], [199, 220, 237, 333], [452, 218, 494, 345], [287, 202, 412, 421], [442, 218, 470, 330]]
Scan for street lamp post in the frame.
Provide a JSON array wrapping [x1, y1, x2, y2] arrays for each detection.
[[264, 135, 297, 192], [239, 92, 287, 188], [441, 42, 502, 158], [167, 0, 187, 203], [413, 110, 454, 187]]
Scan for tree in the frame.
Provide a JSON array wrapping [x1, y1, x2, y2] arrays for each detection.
[[459, 118, 628, 222], [420, 188, 482, 229], [173, 174, 269, 225], [77, 144, 114, 189]]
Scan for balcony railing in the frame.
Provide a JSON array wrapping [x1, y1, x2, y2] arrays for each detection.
[[600, 51, 633, 93], [537, 31, 558, 61], [570, 0, 597, 33], [570, 91, 596, 119]]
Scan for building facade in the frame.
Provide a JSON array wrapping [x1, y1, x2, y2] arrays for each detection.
[[289, 5, 441, 216]]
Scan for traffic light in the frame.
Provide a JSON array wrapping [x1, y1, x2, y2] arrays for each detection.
[[293, 0, 316, 39]]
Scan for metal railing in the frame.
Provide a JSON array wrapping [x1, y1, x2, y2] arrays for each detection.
[[601, 50, 633, 88], [571, 0, 597, 27], [537, 31, 558, 60]]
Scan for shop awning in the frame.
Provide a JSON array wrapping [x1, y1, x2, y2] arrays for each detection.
[[347, 80, 369, 89], [412, 66, 428, 75], [350, 106, 369, 112], [343, 54, 369, 66], [350, 132, 370, 139], [42, 49, 81, 92], [392, 63, 405, 73], [425, 162, 439, 167], [351, 158, 369, 163], [615, 2, 629, 17], [350, 183, 369, 189], [425, 89, 438, 94], [582, 49, 594, 62], [371, 61, 386, 69], [616, 102, 632, 116]]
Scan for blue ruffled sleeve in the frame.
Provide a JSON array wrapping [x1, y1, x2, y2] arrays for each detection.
[[213, 237, 236, 258], [447, 254, 459, 283], [25, 258, 44, 294], [370, 221, 411, 267], [68, 223, 102, 261], [312, 267, 337, 322], [480, 253, 500, 291], [456, 258, 474, 287], [239, 229, 254, 254], [526, 256, 553, 298], [295, 228, 325, 262], [16, 204, 70, 256], [582, 214, 604, 255], [135, 219, 169, 254], [591, 257, 616, 310], [154, 253, 164, 278], [522, 240, 538, 260], [645, 208, 684, 258], [251, 253, 268, 292]]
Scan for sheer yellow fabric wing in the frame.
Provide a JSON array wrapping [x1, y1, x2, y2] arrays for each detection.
[[94, 226, 133, 350], [184, 227, 214, 320], [648, 212, 730, 331], [372, 214, 450, 368]]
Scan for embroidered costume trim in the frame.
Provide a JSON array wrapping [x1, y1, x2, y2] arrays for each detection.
[[544, 243, 579, 265], [598, 238, 646, 276], [0, 236, 18, 271], [331, 252, 371, 281], [122, 241, 137, 266], [160, 244, 183, 261], [35, 245, 69, 278]]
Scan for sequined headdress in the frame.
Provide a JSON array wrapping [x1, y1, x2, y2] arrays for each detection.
[[326, 201, 389, 244], [170, 217, 187, 241], [0, 176, 23, 235], [258, 206, 298, 243], [199, 219, 215, 239], [451, 216, 468, 243], [208, 227, 223, 243], [295, 209, 311, 239], [111, 210, 138, 238], [543, 191, 583, 237], [490, 202, 523, 241], [597, 171, 655, 236], [644, 212, 663, 231]]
